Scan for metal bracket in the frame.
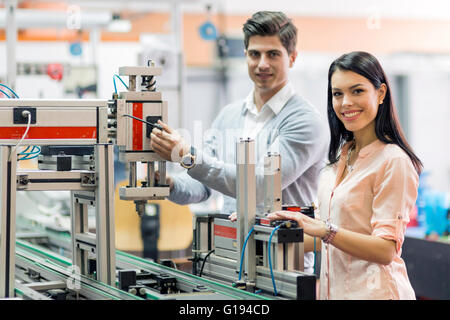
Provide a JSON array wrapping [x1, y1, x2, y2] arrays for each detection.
[[16, 173, 29, 190], [80, 172, 96, 187]]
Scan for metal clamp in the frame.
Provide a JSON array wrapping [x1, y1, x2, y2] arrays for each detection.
[[16, 174, 29, 190], [80, 173, 96, 187]]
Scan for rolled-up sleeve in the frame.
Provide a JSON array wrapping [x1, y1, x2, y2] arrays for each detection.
[[371, 156, 419, 252]]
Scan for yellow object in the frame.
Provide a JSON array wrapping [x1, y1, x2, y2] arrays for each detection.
[[114, 180, 193, 252]]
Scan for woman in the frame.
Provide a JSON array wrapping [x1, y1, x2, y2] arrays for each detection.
[[268, 51, 423, 299]]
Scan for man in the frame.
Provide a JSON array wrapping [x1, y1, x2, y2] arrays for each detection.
[[150, 11, 329, 273]]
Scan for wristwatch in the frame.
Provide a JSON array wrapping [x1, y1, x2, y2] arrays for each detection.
[[322, 220, 338, 244], [180, 146, 196, 169]]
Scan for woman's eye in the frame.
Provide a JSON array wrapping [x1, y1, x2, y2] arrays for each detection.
[[332, 92, 342, 97], [353, 89, 364, 94]]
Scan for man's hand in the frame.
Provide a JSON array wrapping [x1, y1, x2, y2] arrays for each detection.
[[150, 120, 190, 162]]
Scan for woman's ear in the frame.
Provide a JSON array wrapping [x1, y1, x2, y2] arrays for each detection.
[[378, 83, 387, 104]]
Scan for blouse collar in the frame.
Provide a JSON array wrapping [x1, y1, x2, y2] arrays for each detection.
[[342, 138, 386, 159]]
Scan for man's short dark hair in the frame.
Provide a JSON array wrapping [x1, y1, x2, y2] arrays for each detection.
[[243, 11, 297, 54]]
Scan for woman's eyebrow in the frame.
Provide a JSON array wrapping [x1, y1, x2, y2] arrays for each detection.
[[332, 83, 364, 91]]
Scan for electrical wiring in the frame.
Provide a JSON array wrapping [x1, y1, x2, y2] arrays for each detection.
[[198, 249, 215, 277], [113, 74, 129, 94], [10, 110, 32, 161], [19, 145, 40, 156], [238, 226, 255, 281], [0, 89, 11, 98], [0, 83, 19, 98], [122, 114, 163, 130], [19, 145, 32, 154], [18, 153, 40, 161], [18, 146, 41, 161], [268, 224, 282, 296]]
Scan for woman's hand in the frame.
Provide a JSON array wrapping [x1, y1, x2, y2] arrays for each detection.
[[228, 212, 237, 222], [267, 211, 327, 238]]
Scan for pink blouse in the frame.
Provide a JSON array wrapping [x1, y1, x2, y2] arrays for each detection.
[[317, 139, 418, 300]]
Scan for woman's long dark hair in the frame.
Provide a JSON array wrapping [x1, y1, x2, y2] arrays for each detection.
[[327, 51, 423, 174]]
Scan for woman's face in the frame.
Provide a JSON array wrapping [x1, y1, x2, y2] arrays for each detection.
[[331, 69, 386, 139]]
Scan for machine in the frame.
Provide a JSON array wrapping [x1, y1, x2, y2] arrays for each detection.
[[0, 62, 315, 300], [191, 139, 317, 300]]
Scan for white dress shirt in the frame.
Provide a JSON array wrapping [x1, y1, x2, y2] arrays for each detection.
[[242, 82, 295, 140]]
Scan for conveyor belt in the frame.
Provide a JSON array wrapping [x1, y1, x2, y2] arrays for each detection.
[[14, 221, 270, 300], [15, 240, 143, 300]]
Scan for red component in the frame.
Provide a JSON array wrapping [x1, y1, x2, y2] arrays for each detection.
[[0, 126, 96, 140], [132, 103, 143, 151], [214, 225, 237, 240], [46, 63, 64, 81], [259, 218, 271, 226], [284, 206, 301, 212]]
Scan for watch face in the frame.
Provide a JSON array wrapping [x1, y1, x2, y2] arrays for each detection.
[[181, 155, 193, 166]]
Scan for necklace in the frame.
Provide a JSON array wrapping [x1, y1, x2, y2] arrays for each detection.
[[346, 142, 356, 173]]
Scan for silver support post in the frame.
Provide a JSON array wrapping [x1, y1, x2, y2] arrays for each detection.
[[147, 162, 155, 187], [236, 138, 256, 283], [0, 146, 17, 298], [128, 76, 136, 92], [129, 162, 137, 187], [71, 191, 90, 276], [6, 0, 17, 91], [263, 152, 282, 214], [158, 161, 166, 185], [94, 144, 116, 286]]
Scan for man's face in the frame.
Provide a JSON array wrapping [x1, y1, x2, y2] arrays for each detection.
[[245, 35, 297, 95]]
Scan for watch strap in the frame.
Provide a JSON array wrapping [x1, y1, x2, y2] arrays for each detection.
[[322, 220, 338, 244]]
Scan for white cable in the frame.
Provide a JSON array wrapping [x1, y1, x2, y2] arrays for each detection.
[[10, 110, 31, 161]]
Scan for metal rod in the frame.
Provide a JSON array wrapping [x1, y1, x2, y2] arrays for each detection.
[[128, 75, 136, 91], [147, 162, 155, 187], [122, 114, 162, 130], [158, 161, 166, 185], [129, 162, 137, 187]]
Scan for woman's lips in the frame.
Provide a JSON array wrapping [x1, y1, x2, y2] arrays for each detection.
[[341, 110, 362, 121]]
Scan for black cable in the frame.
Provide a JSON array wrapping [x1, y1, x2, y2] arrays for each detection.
[[199, 250, 215, 277], [122, 114, 163, 130]]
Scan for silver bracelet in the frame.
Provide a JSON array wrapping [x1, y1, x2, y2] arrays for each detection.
[[322, 220, 338, 244]]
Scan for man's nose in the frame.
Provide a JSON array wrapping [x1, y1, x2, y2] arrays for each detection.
[[258, 55, 270, 70]]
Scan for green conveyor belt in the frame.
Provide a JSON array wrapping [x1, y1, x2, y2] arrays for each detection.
[[15, 240, 144, 300], [15, 217, 270, 300]]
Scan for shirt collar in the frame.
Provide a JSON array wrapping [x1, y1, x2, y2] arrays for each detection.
[[242, 82, 294, 116], [342, 139, 386, 159]]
